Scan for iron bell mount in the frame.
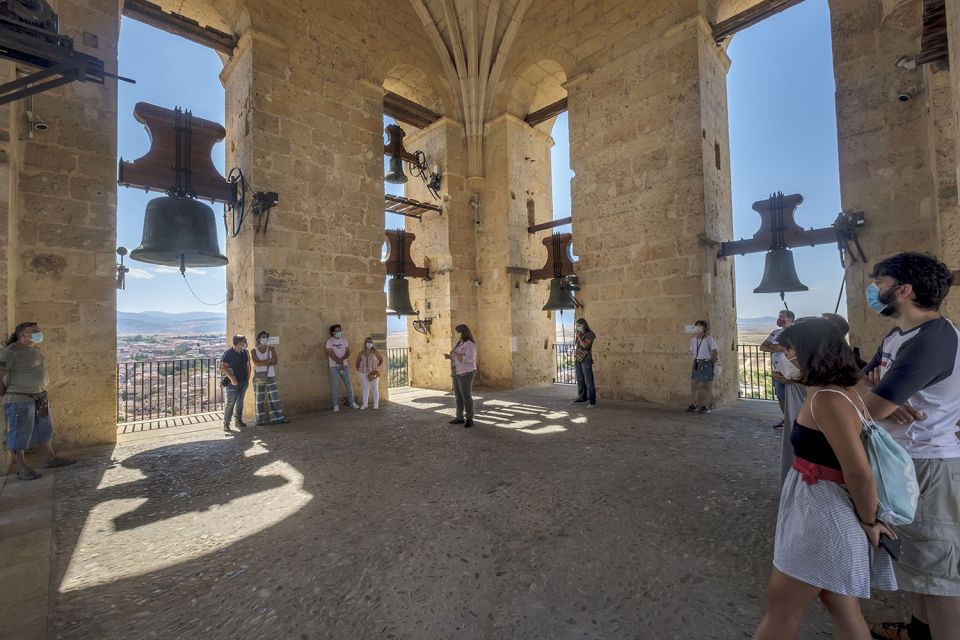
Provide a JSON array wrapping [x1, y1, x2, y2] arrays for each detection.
[[383, 124, 441, 200], [529, 232, 581, 313], [118, 102, 279, 275], [718, 191, 867, 308], [384, 228, 431, 318]]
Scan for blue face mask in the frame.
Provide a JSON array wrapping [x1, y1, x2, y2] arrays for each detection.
[[29, 332, 43, 344], [866, 282, 896, 315]]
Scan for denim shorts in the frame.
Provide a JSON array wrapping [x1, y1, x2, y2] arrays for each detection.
[[4, 400, 54, 451]]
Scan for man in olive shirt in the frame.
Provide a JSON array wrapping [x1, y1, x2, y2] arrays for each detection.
[[0, 321, 75, 480]]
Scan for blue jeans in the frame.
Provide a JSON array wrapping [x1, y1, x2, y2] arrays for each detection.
[[4, 400, 54, 451], [575, 360, 596, 404], [329, 367, 356, 407], [224, 380, 249, 426], [773, 378, 786, 402]]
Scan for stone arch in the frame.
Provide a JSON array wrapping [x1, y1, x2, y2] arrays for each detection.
[[497, 59, 568, 133], [381, 63, 450, 117]]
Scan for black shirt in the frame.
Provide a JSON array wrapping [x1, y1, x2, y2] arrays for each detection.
[[221, 348, 250, 382]]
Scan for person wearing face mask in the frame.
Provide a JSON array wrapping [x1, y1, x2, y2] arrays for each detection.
[[571, 318, 598, 407], [251, 331, 287, 426], [0, 322, 75, 480], [445, 324, 477, 427], [355, 336, 383, 410], [753, 318, 898, 640], [776, 319, 809, 487], [325, 324, 359, 412], [687, 320, 719, 414], [854, 253, 960, 640], [220, 335, 251, 432], [762, 310, 796, 429]]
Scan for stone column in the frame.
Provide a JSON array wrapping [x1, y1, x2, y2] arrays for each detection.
[[830, 0, 938, 352], [221, 29, 387, 415], [403, 118, 480, 391], [475, 114, 556, 389], [565, 16, 737, 405], [8, 0, 119, 447]]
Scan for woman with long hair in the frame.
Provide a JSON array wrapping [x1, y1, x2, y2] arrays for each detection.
[[355, 336, 383, 409], [445, 324, 477, 427], [572, 317, 597, 407], [753, 318, 897, 640]]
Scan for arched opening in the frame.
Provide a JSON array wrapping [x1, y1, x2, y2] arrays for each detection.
[[115, 16, 229, 424], [725, 0, 845, 400]]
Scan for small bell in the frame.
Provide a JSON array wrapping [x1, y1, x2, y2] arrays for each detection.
[[386, 276, 418, 316], [753, 248, 809, 294], [385, 156, 408, 185], [543, 276, 577, 311]]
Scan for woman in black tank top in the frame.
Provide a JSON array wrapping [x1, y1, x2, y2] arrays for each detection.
[[754, 318, 897, 640]]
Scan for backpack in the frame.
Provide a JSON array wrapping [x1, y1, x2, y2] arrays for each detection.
[[813, 389, 919, 525]]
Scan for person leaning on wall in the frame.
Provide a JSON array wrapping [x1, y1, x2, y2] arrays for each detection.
[[0, 321, 75, 481]]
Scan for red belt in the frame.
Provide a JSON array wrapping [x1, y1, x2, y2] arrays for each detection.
[[793, 456, 845, 485]]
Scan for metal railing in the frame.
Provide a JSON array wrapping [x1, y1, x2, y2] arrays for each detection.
[[387, 347, 409, 388], [738, 344, 776, 401], [554, 343, 577, 385], [117, 358, 225, 423]]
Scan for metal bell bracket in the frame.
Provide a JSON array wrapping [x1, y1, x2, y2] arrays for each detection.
[[718, 192, 867, 264], [384, 124, 440, 200]]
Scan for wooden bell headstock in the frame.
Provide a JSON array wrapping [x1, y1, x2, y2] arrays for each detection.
[[384, 229, 430, 279], [118, 102, 232, 203], [529, 232, 576, 282]]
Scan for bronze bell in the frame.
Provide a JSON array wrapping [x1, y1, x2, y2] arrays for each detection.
[[130, 195, 228, 270], [384, 156, 408, 185], [753, 248, 809, 294], [543, 276, 577, 311], [386, 277, 418, 316]]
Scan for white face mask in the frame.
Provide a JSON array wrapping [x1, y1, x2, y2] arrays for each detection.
[[334, 331, 342, 339], [365, 342, 373, 349], [29, 332, 43, 344], [258, 338, 267, 345]]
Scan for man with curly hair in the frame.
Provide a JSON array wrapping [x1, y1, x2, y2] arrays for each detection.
[[859, 252, 960, 640]]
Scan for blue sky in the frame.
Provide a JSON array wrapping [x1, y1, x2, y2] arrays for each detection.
[[118, 0, 843, 322]]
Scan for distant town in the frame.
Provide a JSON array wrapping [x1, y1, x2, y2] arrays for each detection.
[[117, 333, 227, 362]]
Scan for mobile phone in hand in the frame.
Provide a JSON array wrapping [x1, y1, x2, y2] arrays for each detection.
[[879, 533, 901, 561]]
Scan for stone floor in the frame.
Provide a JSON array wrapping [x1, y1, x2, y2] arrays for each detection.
[[2, 386, 909, 639]]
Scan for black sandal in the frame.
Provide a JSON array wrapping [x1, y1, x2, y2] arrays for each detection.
[[17, 469, 42, 481]]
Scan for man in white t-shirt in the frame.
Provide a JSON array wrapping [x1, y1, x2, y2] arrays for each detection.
[[859, 253, 960, 640], [761, 309, 795, 430], [324, 324, 358, 412]]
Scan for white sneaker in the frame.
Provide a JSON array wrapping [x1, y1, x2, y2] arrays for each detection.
[[373, 404, 379, 410], [333, 405, 340, 413], [360, 404, 368, 410], [351, 403, 360, 409]]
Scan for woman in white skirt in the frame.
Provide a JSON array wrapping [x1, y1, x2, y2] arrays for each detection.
[[754, 318, 898, 640]]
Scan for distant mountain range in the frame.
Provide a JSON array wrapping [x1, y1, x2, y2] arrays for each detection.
[[118, 311, 226, 335], [120, 312, 778, 335], [736, 316, 778, 328]]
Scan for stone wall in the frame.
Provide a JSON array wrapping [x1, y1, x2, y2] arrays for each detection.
[[830, 0, 950, 355], [4, 0, 119, 449]]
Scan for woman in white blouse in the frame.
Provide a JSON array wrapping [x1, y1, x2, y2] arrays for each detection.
[[445, 324, 478, 428]]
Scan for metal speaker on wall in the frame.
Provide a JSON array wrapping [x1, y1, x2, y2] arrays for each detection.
[[130, 195, 228, 270], [384, 156, 407, 185], [753, 248, 809, 294], [386, 276, 418, 316], [543, 276, 577, 312]]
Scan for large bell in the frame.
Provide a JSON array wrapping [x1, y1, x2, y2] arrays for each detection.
[[130, 196, 228, 269], [384, 156, 408, 185], [543, 276, 577, 311], [753, 248, 809, 294], [386, 277, 418, 316]]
